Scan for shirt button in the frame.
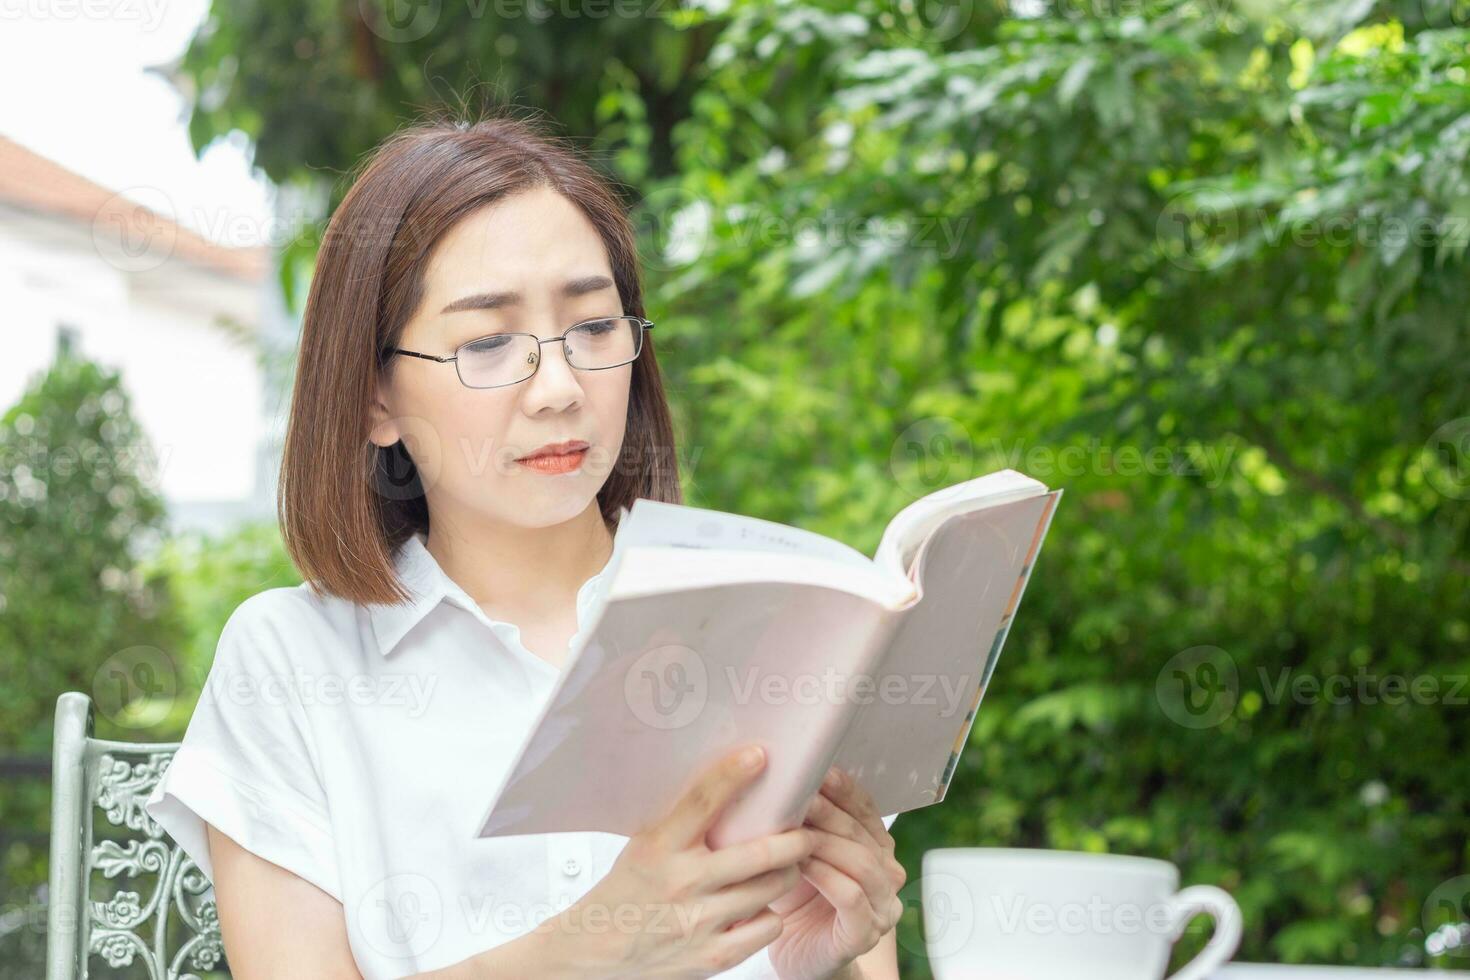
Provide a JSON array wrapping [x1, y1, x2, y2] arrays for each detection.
[[562, 858, 582, 876]]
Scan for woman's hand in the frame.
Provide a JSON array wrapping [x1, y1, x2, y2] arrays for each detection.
[[539, 744, 815, 980], [766, 766, 905, 980]]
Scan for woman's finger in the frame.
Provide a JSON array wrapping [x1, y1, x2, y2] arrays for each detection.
[[800, 824, 892, 914], [816, 767, 893, 852], [796, 854, 892, 948], [806, 785, 884, 854]]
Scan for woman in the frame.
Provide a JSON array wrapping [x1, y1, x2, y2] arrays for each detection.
[[145, 113, 903, 979]]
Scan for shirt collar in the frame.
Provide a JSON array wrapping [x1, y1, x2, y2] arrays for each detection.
[[368, 529, 614, 659]]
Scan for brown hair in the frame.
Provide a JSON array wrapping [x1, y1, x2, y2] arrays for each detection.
[[277, 112, 682, 606]]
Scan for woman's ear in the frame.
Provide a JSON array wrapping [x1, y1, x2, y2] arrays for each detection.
[[367, 379, 401, 449]]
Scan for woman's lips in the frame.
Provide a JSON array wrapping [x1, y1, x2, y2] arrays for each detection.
[[515, 447, 588, 474]]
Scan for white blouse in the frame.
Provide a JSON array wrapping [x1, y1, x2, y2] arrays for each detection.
[[144, 528, 898, 979]]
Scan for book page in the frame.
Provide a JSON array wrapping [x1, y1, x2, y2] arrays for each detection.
[[874, 469, 1047, 577], [830, 490, 1062, 816], [606, 546, 915, 610], [475, 578, 898, 846], [623, 498, 874, 570]]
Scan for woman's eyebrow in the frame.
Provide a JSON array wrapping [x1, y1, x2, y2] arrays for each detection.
[[439, 274, 615, 314]]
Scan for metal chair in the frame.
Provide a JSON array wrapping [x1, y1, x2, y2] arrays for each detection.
[[46, 692, 225, 979]]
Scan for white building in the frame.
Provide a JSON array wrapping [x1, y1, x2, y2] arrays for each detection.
[[0, 135, 286, 535]]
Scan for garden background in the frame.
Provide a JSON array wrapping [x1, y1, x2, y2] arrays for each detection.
[[2, 0, 1468, 975]]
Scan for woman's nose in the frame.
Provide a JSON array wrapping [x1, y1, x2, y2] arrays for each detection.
[[522, 334, 584, 397]]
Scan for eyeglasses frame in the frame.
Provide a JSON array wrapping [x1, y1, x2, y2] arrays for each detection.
[[387, 315, 655, 390]]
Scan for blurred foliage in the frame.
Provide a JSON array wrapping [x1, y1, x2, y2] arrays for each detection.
[[177, 0, 713, 186], [0, 353, 183, 747], [15, 0, 1459, 973], [174, 0, 722, 306], [650, 1, 1470, 971], [0, 352, 185, 947], [0, 355, 298, 968]]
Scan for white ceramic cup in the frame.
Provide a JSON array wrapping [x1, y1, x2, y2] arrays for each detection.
[[922, 848, 1243, 980]]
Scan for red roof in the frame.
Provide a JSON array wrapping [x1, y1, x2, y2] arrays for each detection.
[[0, 134, 267, 283]]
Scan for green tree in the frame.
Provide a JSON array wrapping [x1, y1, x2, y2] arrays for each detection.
[[0, 351, 185, 917], [652, 1, 1469, 970]]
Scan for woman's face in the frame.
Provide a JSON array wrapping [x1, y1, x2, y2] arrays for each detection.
[[369, 185, 632, 532]]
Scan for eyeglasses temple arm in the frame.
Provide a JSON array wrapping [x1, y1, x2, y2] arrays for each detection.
[[389, 349, 456, 363]]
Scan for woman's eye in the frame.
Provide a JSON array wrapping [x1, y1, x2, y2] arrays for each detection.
[[465, 334, 514, 352]]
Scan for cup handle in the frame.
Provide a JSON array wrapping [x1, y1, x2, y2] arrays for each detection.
[[1162, 884, 1243, 980]]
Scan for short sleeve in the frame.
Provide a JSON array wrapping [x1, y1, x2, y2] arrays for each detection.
[[144, 592, 341, 903]]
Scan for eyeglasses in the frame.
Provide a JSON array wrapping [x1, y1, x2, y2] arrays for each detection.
[[387, 316, 654, 390]]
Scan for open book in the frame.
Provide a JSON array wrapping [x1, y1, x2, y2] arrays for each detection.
[[475, 469, 1063, 848]]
